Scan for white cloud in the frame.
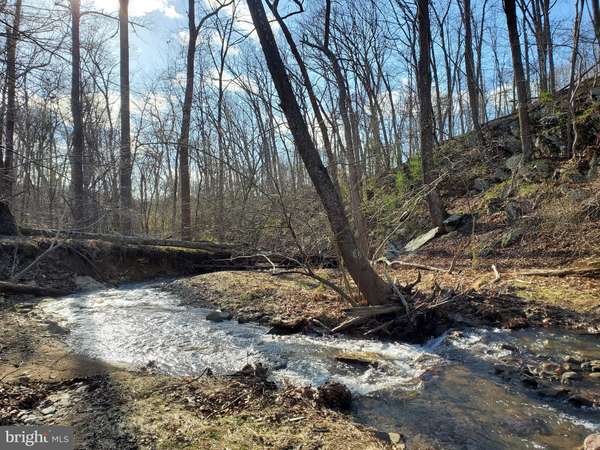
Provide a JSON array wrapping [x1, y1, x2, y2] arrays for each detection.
[[88, 0, 182, 19]]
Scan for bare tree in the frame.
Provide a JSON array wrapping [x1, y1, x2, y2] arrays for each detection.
[[178, 0, 229, 241], [416, 0, 445, 228], [0, 0, 21, 203], [459, 0, 481, 138], [503, 0, 533, 162], [70, 0, 85, 228], [119, 0, 132, 233], [246, 0, 390, 305]]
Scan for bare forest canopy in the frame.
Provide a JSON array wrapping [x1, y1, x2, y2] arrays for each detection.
[[0, 0, 598, 262]]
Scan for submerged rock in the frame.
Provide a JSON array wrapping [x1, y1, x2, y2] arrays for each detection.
[[205, 310, 232, 322], [317, 382, 352, 411]]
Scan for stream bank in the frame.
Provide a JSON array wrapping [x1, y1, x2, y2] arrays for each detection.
[[8, 282, 599, 449], [0, 307, 396, 449]]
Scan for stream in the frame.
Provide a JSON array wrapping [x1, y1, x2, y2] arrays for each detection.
[[38, 283, 600, 449]]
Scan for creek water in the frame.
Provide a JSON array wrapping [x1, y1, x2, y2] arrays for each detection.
[[39, 283, 600, 449]]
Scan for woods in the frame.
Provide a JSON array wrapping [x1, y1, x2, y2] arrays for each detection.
[[0, 0, 599, 304]]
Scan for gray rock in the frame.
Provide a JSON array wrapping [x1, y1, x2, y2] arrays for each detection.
[[509, 121, 521, 138], [501, 228, 525, 248], [505, 201, 523, 224], [584, 433, 600, 450], [404, 227, 440, 253], [561, 371, 582, 385], [40, 406, 56, 415], [531, 159, 553, 178], [205, 310, 232, 322], [473, 178, 490, 192], [505, 154, 524, 172], [443, 214, 474, 234], [74, 276, 105, 292], [493, 167, 511, 182]]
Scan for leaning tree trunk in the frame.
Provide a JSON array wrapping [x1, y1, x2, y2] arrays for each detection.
[[504, 0, 533, 162], [119, 0, 133, 234], [70, 0, 85, 228], [1, 0, 21, 204], [245, 0, 390, 305], [417, 0, 446, 228]]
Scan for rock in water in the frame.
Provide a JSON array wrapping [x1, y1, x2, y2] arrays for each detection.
[[584, 434, 600, 450], [205, 310, 232, 322], [317, 382, 352, 410], [0, 202, 17, 235]]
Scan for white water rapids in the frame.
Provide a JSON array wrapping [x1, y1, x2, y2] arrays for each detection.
[[38, 282, 600, 449]]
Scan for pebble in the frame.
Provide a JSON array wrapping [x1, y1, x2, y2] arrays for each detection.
[[40, 406, 56, 415], [561, 371, 582, 385]]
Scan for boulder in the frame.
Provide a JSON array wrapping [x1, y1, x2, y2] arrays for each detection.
[[501, 228, 525, 248], [404, 227, 440, 253], [505, 154, 524, 172], [0, 202, 17, 236], [531, 159, 553, 179], [505, 201, 523, 224], [205, 310, 232, 322], [74, 276, 105, 292], [473, 178, 490, 192], [443, 214, 474, 234], [493, 167, 511, 182]]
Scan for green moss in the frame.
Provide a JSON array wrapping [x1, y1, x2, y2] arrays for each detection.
[[482, 180, 510, 202]]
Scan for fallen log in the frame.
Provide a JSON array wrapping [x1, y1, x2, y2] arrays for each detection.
[[19, 227, 235, 253], [0, 281, 70, 297]]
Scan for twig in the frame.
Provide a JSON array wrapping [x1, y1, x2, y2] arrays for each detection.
[[492, 264, 501, 282]]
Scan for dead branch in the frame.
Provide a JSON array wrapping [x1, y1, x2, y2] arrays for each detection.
[[376, 257, 447, 272], [513, 267, 600, 277]]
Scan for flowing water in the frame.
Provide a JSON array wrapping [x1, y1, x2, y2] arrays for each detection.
[[38, 283, 600, 449]]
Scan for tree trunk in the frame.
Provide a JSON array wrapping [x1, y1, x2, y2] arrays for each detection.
[[70, 0, 85, 228], [245, 0, 390, 305], [460, 0, 481, 138], [591, 0, 600, 46], [1, 0, 21, 204], [0, 201, 17, 235], [119, 0, 133, 234], [178, 0, 196, 241], [504, 0, 533, 161], [416, 0, 445, 228]]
